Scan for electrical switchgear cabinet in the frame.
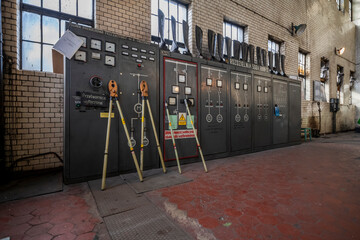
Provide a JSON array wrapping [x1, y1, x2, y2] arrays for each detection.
[[64, 25, 159, 183]]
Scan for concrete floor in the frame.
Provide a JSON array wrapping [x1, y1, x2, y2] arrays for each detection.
[[1, 132, 359, 240]]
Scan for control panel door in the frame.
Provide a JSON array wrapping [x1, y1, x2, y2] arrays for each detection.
[[200, 65, 228, 155], [162, 58, 198, 161], [273, 79, 288, 144], [230, 71, 252, 151], [289, 83, 301, 142], [253, 76, 272, 148], [117, 40, 159, 172]]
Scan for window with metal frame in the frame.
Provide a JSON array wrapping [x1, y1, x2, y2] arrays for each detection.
[[336, 0, 344, 11], [349, 71, 355, 104], [268, 39, 280, 69], [298, 52, 308, 100], [151, 0, 187, 51], [349, 0, 352, 21], [223, 21, 244, 57], [320, 57, 330, 102], [337, 65, 344, 104], [21, 0, 94, 72]]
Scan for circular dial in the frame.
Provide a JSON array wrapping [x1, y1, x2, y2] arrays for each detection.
[[89, 76, 103, 89]]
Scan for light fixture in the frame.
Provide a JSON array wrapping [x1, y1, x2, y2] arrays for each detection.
[[172, 85, 180, 94], [184, 86, 192, 95], [290, 23, 307, 36], [335, 47, 345, 55]]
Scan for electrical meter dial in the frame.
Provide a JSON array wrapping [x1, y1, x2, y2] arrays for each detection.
[[89, 76, 103, 89], [90, 39, 102, 50], [74, 51, 86, 62], [105, 42, 116, 53]]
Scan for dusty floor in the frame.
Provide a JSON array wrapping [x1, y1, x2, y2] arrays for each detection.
[[1, 132, 359, 240], [148, 132, 360, 240]]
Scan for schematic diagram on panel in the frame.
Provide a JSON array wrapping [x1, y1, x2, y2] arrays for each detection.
[[230, 71, 252, 151], [264, 81, 269, 121], [243, 75, 250, 122], [215, 71, 224, 123], [256, 77, 270, 122], [128, 73, 150, 148], [234, 74, 242, 123], [232, 72, 251, 123], [205, 69, 214, 123], [202, 66, 226, 124], [200, 65, 227, 155], [256, 78, 262, 121]]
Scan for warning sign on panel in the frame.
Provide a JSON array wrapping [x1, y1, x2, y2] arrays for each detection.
[[165, 129, 197, 140], [178, 112, 187, 125]]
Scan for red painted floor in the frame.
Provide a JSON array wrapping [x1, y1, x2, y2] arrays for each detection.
[[0, 183, 107, 240], [147, 133, 360, 240], [1, 133, 360, 240]]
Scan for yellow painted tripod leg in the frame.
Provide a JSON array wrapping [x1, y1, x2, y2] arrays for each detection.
[[101, 98, 113, 190], [140, 98, 145, 171], [184, 99, 208, 173], [165, 102, 181, 174], [115, 99, 143, 182], [146, 99, 166, 173]]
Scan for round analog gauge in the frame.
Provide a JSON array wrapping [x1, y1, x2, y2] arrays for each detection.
[[90, 39, 102, 50], [89, 76, 103, 89], [105, 42, 116, 53]]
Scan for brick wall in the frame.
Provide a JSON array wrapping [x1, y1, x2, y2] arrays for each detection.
[[1, 0, 64, 171], [353, 0, 360, 124], [1, 0, 357, 172], [96, 0, 151, 42], [189, 0, 308, 77], [1, 0, 150, 171], [303, 0, 357, 133]]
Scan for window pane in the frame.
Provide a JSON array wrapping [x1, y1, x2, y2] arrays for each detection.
[[43, 44, 53, 72], [22, 12, 41, 42], [169, 0, 177, 19], [23, 0, 41, 7], [268, 40, 271, 51], [223, 23, 225, 36], [78, 0, 93, 19], [225, 23, 231, 38], [168, 19, 173, 41], [61, 20, 67, 36], [151, 0, 158, 15], [61, 0, 76, 15], [164, 19, 169, 40], [160, 0, 169, 18], [43, 16, 59, 44], [22, 41, 41, 71], [232, 25, 237, 40], [43, 0, 59, 11], [179, 4, 187, 22], [151, 15, 158, 37], [178, 23, 183, 42], [238, 28, 243, 42]]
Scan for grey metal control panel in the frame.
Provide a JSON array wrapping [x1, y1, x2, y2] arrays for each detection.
[[273, 79, 288, 144], [64, 25, 159, 182], [200, 65, 228, 155], [253, 75, 272, 148], [161, 56, 198, 161], [65, 25, 119, 182], [117, 39, 159, 172], [289, 82, 301, 142], [230, 71, 252, 151]]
